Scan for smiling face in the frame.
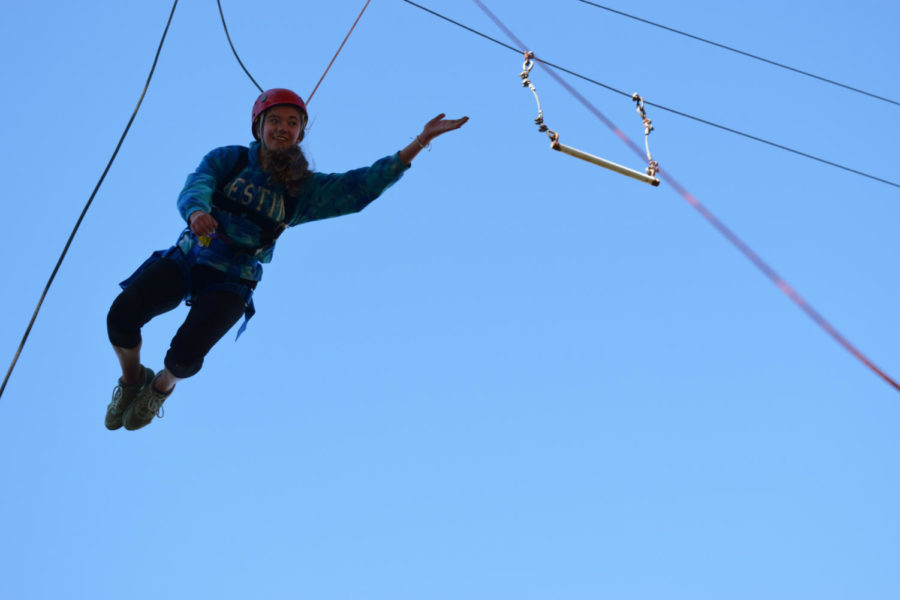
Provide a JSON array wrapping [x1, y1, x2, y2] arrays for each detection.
[[260, 105, 305, 150]]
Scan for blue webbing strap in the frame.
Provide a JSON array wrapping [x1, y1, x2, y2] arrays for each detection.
[[119, 229, 257, 340]]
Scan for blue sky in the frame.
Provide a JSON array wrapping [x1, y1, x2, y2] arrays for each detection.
[[1, 1, 898, 598]]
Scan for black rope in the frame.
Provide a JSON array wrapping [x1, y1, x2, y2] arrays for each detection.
[[399, 0, 900, 190], [217, 0, 263, 93], [0, 0, 180, 401], [576, 0, 900, 108]]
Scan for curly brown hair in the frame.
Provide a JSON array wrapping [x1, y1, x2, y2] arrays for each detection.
[[259, 144, 311, 197]]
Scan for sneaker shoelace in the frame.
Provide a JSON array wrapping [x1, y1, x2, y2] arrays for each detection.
[[147, 392, 166, 419], [110, 386, 125, 410]]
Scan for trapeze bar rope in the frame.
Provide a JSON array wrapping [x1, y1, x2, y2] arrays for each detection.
[[519, 48, 661, 186]]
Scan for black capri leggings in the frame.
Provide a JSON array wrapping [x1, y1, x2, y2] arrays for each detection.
[[107, 257, 255, 379]]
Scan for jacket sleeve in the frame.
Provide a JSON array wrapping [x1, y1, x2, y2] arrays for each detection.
[[176, 145, 246, 222], [289, 153, 410, 226]]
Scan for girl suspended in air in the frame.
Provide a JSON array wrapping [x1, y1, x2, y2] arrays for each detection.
[[106, 88, 468, 431]]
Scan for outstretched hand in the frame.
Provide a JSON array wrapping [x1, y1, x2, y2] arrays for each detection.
[[419, 113, 469, 144], [399, 113, 469, 166]]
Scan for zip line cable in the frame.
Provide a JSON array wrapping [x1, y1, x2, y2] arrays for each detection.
[[470, 0, 900, 393], [0, 0, 180, 401], [217, 0, 263, 93], [399, 0, 899, 190], [575, 0, 900, 108]]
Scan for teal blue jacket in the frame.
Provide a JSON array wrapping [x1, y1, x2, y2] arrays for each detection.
[[176, 141, 409, 281]]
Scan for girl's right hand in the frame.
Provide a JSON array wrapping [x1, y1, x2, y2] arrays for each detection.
[[189, 211, 218, 237]]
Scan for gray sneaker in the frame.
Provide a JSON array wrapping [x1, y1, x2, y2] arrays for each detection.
[[106, 367, 154, 430], [123, 378, 173, 431]]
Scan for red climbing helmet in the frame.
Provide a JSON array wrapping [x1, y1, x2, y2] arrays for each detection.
[[251, 88, 308, 139]]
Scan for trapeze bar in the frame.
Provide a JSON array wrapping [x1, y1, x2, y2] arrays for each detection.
[[552, 142, 660, 187]]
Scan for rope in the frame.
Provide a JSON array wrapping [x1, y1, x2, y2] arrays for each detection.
[[217, 0, 372, 106], [632, 93, 659, 177], [307, 0, 372, 103], [0, 0, 180, 401], [217, 0, 263, 93], [470, 0, 900, 394], [399, 0, 900, 190], [575, 0, 900, 108], [520, 51, 659, 184]]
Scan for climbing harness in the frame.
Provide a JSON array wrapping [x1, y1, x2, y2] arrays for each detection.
[[132, 146, 301, 341], [119, 232, 257, 340], [204, 146, 301, 250], [520, 51, 660, 186]]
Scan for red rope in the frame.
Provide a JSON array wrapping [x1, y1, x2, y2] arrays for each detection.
[[307, 0, 372, 104], [472, 0, 900, 393]]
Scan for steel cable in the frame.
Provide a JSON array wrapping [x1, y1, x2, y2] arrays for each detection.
[[399, 0, 899, 189], [1, 0, 181, 400], [575, 0, 900, 108], [473, 0, 900, 393], [217, 0, 264, 93]]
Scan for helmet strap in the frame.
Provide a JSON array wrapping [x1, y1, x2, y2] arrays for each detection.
[[256, 112, 267, 147]]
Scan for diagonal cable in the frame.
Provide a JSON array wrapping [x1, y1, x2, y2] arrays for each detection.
[[399, 0, 898, 190], [1, 0, 180, 400], [472, 0, 900, 394], [307, 0, 372, 103]]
